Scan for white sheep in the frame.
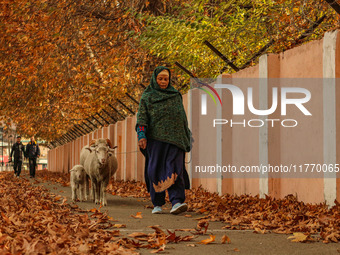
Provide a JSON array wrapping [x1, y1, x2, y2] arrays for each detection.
[[83, 142, 118, 206], [79, 138, 114, 200], [70, 165, 86, 202]]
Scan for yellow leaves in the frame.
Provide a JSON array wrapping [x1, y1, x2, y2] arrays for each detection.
[[287, 232, 315, 243]]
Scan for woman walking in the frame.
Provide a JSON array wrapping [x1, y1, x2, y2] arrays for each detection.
[[136, 66, 191, 214]]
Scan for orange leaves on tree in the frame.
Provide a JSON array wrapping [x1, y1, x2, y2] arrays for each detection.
[[0, 0, 160, 141]]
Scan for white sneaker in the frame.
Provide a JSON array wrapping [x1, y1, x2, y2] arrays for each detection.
[[170, 203, 188, 215], [152, 206, 163, 214]]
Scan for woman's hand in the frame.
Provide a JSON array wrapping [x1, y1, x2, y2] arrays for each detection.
[[138, 138, 147, 149]]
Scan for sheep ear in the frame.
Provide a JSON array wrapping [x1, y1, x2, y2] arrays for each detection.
[[106, 139, 113, 149], [85, 147, 92, 153], [69, 169, 75, 172], [89, 140, 96, 147], [112, 145, 118, 150]]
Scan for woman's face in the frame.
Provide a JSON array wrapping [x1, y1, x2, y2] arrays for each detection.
[[156, 72, 169, 89]]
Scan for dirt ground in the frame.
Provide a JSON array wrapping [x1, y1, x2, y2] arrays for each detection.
[[19, 171, 340, 255]]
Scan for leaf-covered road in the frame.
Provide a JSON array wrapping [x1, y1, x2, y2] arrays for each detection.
[[0, 171, 339, 254]]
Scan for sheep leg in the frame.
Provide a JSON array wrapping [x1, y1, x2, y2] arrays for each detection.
[[79, 183, 84, 202], [85, 174, 90, 201], [100, 179, 109, 206], [91, 178, 96, 203], [95, 181, 101, 204], [71, 183, 77, 202]]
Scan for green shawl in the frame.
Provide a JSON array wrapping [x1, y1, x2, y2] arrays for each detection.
[[136, 66, 191, 152]]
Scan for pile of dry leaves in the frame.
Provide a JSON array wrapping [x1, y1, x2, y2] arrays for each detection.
[[186, 187, 340, 243], [36, 170, 340, 243], [0, 172, 138, 254], [0, 172, 215, 254]]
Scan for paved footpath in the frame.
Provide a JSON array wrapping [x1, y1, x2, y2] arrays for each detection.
[[20, 172, 339, 255]]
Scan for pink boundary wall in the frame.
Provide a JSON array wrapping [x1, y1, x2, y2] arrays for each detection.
[[48, 30, 340, 205]]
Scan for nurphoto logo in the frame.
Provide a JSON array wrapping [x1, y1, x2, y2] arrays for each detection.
[[196, 82, 312, 128]]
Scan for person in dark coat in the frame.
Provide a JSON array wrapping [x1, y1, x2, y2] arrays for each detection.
[[25, 136, 40, 178], [10, 135, 25, 177]]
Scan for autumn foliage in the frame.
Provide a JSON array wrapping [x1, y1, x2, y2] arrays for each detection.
[[37, 170, 340, 244], [0, 172, 138, 254], [0, 172, 211, 254]]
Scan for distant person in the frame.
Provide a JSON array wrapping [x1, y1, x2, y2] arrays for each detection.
[[10, 135, 25, 177], [26, 136, 40, 178]]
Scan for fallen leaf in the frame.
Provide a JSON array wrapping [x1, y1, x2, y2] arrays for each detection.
[[89, 208, 99, 213], [180, 235, 195, 241], [196, 220, 209, 234], [128, 232, 148, 238], [54, 195, 62, 201], [131, 212, 143, 219], [111, 230, 120, 236], [221, 235, 231, 244], [253, 227, 266, 234], [78, 244, 90, 253], [288, 232, 310, 243], [150, 244, 166, 253], [324, 232, 340, 243], [198, 235, 215, 245], [199, 208, 207, 214], [149, 225, 165, 235], [112, 224, 126, 228], [175, 229, 196, 232]]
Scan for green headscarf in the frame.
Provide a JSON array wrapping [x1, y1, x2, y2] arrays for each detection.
[[136, 66, 192, 152]]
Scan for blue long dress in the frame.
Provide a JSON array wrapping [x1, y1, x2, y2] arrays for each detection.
[[140, 139, 190, 206]]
